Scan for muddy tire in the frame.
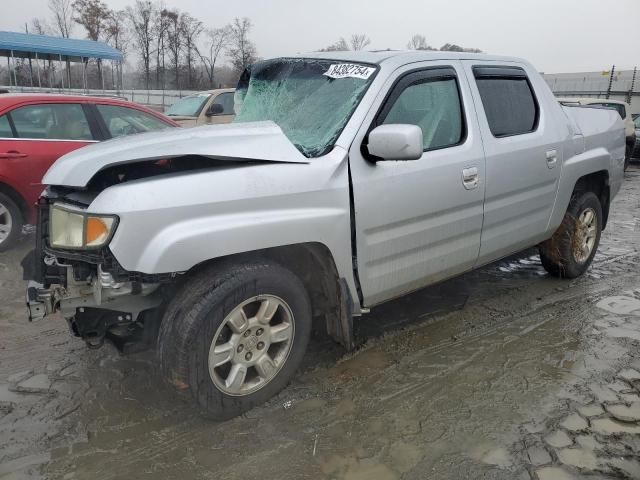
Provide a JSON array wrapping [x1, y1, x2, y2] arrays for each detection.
[[0, 193, 22, 252], [157, 260, 312, 420], [539, 191, 602, 279]]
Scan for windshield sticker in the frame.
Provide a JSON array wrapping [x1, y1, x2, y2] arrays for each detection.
[[323, 64, 375, 80]]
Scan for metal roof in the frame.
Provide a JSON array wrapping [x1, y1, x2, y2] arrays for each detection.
[[0, 31, 123, 62]]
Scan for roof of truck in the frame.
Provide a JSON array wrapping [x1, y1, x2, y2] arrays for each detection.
[[296, 50, 524, 66]]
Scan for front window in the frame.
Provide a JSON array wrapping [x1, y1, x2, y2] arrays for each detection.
[[165, 93, 212, 117], [11, 104, 93, 140], [234, 58, 377, 157], [634, 116, 640, 128]]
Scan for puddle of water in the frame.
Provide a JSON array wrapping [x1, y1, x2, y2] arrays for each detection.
[[595, 296, 640, 315]]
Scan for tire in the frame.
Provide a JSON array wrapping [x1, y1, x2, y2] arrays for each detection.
[[0, 192, 23, 252], [157, 259, 312, 420], [539, 191, 602, 279], [624, 145, 631, 171]]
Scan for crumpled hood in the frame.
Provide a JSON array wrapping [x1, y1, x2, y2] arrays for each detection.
[[43, 121, 308, 187]]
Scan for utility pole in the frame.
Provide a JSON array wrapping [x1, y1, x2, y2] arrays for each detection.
[[627, 67, 637, 105], [25, 23, 34, 88], [605, 64, 615, 99]]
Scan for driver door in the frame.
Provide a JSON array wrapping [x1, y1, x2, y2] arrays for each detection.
[[349, 62, 486, 306]]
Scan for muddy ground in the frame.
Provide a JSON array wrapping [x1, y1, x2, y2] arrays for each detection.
[[1, 167, 640, 480]]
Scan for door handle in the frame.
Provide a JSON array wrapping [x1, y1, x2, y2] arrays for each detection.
[[546, 150, 558, 168], [0, 151, 28, 159], [462, 167, 479, 190]]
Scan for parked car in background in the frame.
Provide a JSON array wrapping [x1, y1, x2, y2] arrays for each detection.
[[557, 97, 635, 169], [0, 94, 178, 251], [164, 88, 235, 127], [25, 52, 625, 419]]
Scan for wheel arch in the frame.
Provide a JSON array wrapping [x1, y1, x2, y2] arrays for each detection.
[[0, 181, 29, 223], [572, 170, 610, 229], [182, 242, 356, 350]]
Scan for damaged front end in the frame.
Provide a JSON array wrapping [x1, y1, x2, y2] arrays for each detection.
[[24, 191, 170, 352]]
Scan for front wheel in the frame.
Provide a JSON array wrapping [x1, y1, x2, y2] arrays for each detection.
[[539, 191, 602, 279], [157, 260, 312, 420]]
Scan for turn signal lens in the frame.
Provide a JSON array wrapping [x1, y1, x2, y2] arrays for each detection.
[[85, 217, 114, 247]]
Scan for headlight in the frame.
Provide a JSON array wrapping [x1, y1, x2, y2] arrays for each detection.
[[49, 205, 118, 249]]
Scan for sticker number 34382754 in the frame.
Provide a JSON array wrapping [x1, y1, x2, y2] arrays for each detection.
[[323, 64, 375, 80]]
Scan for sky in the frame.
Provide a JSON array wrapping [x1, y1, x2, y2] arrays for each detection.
[[0, 0, 638, 73]]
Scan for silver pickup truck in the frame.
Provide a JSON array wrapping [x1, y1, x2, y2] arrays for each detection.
[[24, 51, 625, 419]]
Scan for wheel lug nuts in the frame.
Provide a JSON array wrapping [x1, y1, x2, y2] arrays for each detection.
[[256, 328, 264, 336], [237, 344, 244, 353], [243, 330, 251, 337], [257, 342, 265, 350], [245, 352, 252, 361]]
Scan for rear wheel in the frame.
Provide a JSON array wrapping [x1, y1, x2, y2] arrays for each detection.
[[157, 260, 312, 420], [539, 191, 602, 279], [0, 193, 22, 252]]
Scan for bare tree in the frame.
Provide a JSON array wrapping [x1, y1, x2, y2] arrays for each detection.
[[73, 0, 110, 86], [31, 18, 50, 35], [105, 10, 128, 54], [349, 34, 371, 51], [163, 8, 181, 88], [196, 26, 227, 87], [407, 34, 434, 51], [180, 13, 203, 89], [153, 6, 170, 90], [72, 0, 108, 41], [319, 37, 349, 52], [127, 0, 156, 89], [228, 17, 257, 74], [49, 0, 75, 38]]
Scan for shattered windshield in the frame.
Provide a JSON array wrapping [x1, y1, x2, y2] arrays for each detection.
[[165, 93, 211, 117], [233, 58, 377, 157]]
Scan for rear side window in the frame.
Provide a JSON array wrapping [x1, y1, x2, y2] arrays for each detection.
[[0, 115, 12, 138], [11, 104, 93, 140], [474, 67, 539, 137], [378, 69, 465, 152], [96, 105, 172, 138]]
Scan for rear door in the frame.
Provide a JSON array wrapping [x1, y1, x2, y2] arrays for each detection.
[[462, 62, 564, 265], [349, 61, 486, 306], [0, 103, 96, 212]]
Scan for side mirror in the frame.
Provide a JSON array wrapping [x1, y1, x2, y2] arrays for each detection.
[[206, 103, 224, 116], [367, 124, 423, 161]]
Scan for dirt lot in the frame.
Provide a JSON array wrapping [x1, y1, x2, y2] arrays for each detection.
[[1, 167, 640, 480]]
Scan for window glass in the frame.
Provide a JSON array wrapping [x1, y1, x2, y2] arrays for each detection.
[[165, 93, 211, 117], [211, 92, 235, 115], [381, 78, 464, 151], [234, 58, 377, 158], [0, 115, 12, 138], [476, 77, 538, 137], [96, 105, 172, 138], [634, 116, 640, 128], [11, 104, 93, 140]]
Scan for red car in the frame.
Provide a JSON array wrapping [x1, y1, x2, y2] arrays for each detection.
[[0, 94, 179, 250]]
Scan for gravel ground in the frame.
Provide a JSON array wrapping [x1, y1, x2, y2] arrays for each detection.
[[1, 166, 639, 480]]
